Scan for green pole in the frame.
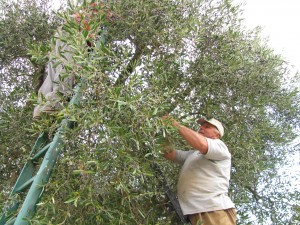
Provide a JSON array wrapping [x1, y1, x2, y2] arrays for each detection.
[[14, 83, 82, 224]]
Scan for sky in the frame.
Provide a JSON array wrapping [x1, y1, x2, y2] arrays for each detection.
[[232, 0, 300, 191], [233, 0, 300, 72]]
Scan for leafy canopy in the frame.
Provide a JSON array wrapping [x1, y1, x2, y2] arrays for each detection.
[[1, 0, 299, 224]]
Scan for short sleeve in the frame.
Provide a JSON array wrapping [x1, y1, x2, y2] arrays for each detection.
[[205, 138, 231, 161]]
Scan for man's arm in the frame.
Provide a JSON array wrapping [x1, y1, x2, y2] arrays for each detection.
[[177, 125, 208, 154], [162, 116, 209, 154], [161, 139, 177, 161], [163, 150, 177, 161]]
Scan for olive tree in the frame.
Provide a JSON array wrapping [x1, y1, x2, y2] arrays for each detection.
[[1, 0, 299, 224]]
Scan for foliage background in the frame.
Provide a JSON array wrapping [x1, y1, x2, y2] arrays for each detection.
[[0, 0, 299, 224]]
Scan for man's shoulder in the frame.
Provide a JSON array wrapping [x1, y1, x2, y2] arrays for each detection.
[[207, 137, 228, 148], [205, 138, 231, 160]]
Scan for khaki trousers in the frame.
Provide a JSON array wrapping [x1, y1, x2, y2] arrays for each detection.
[[188, 208, 237, 225]]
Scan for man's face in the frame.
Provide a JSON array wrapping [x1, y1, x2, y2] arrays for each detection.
[[198, 122, 220, 139]]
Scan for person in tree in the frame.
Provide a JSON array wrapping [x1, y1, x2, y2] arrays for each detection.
[[162, 116, 237, 225], [32, 34, 75, 120], [33, 2, 112, 119]]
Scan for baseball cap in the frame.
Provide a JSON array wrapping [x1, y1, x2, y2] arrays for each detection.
[[197, 118, 224, 137]]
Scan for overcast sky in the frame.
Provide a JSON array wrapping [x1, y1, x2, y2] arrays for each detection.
[[233, 0, 300, 184], [233, 0, 300, 72]]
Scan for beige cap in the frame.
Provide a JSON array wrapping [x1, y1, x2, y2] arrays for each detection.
[[197, 118, 224, 137]]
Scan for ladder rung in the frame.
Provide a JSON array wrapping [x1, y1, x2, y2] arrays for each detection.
[[5, 217, 16, 225], [14, 176, 35, 193], [31, 143, 51, 162], [1, 79, 85, 224]]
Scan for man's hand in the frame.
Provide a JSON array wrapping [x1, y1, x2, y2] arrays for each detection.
[[161, 115, 180, 128], [161, 141, 176, 161], [160, 116, 177, 161], [161, 140, 174, 154]]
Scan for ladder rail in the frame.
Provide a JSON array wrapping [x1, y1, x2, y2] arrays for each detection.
[[0, 83, 82, 225], [14, 83, 83, 225], [11, 133, 49, 196], [0, 133, 49, 225], [151, 163, 191, 225], [14, 132, 65, 224]]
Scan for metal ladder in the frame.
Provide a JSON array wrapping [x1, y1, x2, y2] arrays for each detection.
[[1, 31, 189, 223], [1, 29, 107, 224], [0, 83, 83, 225], [1, 85, 189, 224]]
